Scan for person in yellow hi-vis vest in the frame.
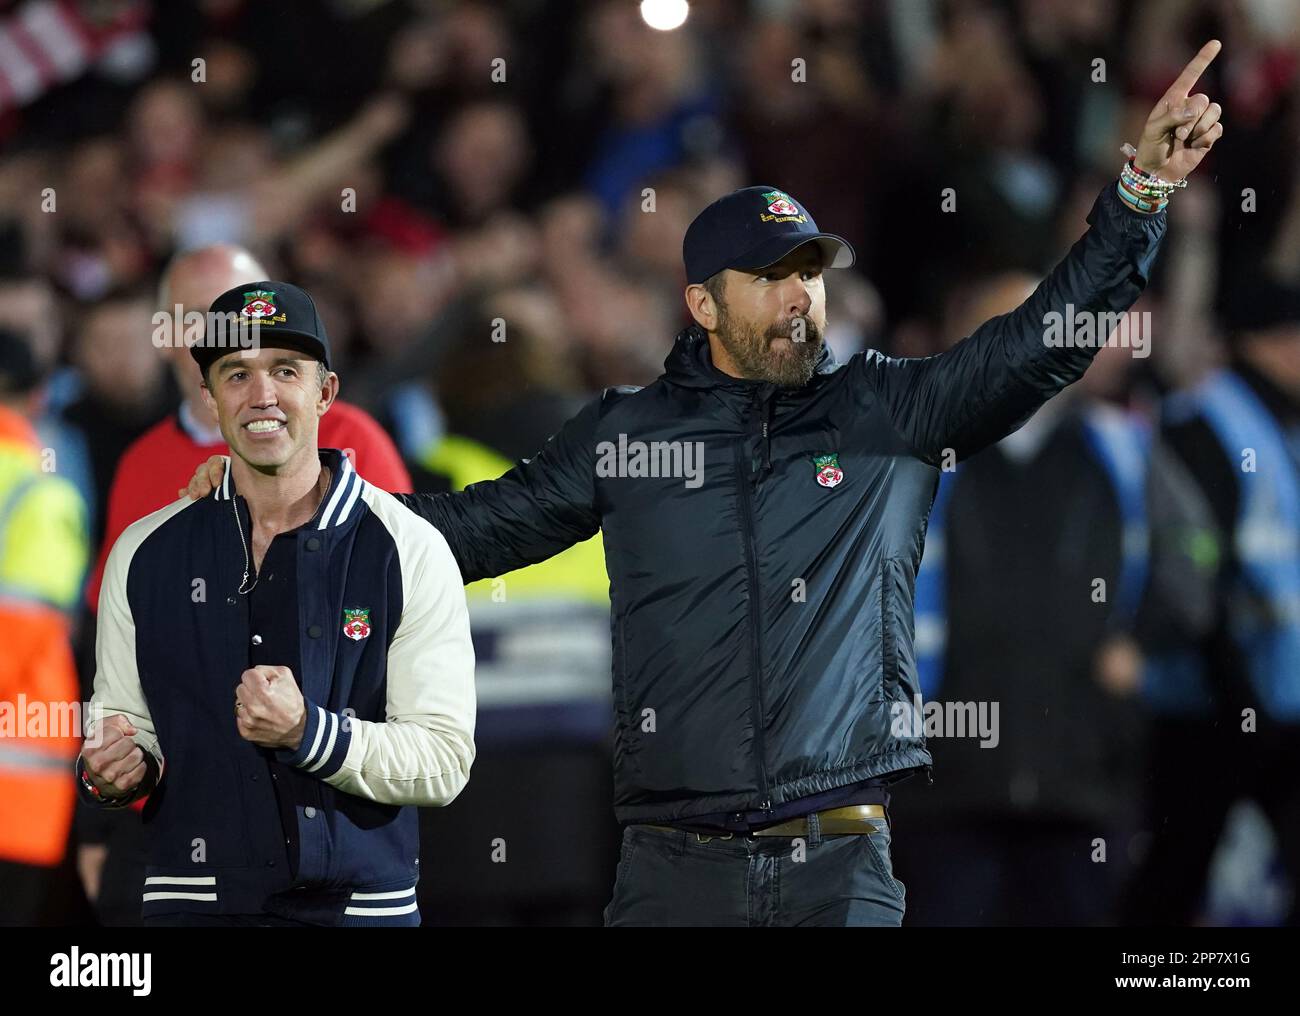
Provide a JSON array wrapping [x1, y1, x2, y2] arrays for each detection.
[[0, 327, 89, 924], [422, 433, 608, 603], [417, 430, 610, 734], [414, 430, 617, 925]]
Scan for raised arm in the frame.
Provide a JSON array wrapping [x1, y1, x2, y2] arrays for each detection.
[[858, 40, 1223, 464], [857, 185, 1164, 462]]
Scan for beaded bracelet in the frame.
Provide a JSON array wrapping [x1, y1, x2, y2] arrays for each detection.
[[1116, 145, 1185, 214], [1121, 157, 1187, 197]]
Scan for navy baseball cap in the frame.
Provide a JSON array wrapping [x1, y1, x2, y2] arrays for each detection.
[[193, 281, 331, 372], [683, 186, 855, 285]]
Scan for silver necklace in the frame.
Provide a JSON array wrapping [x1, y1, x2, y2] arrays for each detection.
[[234, 467, 330, 596]]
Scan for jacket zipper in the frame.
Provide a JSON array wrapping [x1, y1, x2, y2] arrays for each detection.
[[734, 429, 772, 813]]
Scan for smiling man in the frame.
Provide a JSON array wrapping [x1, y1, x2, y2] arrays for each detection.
[[78, 281, 475, 926], [185, 43, 1225, 926]]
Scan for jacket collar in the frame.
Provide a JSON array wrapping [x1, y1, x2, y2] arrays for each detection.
[[661, 323, 839, 391], [211, 448, 366, 531]]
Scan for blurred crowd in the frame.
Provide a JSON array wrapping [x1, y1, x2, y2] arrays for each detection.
[[1, 0, 1299, 925]]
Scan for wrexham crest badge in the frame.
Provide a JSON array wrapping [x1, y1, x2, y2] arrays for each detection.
[[240, 290, 278, 319], [343, 607, 372, 641], [763, 190, 799, 217], [812, 453, 843, 488]]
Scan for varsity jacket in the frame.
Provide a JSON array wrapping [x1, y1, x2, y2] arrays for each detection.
[[79, 449, 475, 926]]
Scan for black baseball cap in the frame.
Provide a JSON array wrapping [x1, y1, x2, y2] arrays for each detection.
[[193, 280, 331, 373], [683, 186, 855, 285]]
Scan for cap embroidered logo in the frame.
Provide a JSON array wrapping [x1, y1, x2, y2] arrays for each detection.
[[240, 290, 278, 318], [762, 191, 800, 217]]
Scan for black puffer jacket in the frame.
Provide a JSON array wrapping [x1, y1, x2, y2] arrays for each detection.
[[399, 184, 1166, 825]]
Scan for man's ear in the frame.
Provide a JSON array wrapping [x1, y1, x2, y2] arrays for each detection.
[[685, 283, 718, 331], [317, 371, 339, 417], [199, 376, 216, 415]]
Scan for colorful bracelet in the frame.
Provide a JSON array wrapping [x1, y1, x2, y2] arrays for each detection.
[[1121, 158, 1186, 194], [1116, 148, 1184, 213], [1116, 178, 1168, 214]]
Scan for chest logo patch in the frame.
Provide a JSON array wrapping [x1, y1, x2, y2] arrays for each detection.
[[343, 607, 372, 641], [812, 452, 844, 488]]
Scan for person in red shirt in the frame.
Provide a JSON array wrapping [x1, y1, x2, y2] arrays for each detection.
[[86, 245, 411, 614]]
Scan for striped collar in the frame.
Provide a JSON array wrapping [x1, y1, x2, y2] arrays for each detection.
[[211, 449, 367, 531]]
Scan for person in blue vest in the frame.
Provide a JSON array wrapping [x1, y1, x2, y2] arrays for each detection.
[[1121, 264, 1300, 926], [898, 272, 1218, 926]]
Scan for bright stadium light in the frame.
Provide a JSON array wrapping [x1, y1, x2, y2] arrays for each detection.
[[640, 0, 689, 32]]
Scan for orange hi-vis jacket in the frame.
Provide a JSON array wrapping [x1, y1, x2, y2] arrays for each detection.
[[0, 404, 88, 866]]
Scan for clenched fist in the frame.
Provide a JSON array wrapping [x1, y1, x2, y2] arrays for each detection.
[[235, 665, 307, 750], [82, 713, 151, 799]]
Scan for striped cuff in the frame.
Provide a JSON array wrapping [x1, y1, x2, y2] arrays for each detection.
[[341, 886, 420, 926], [277, 702, 351, 778]]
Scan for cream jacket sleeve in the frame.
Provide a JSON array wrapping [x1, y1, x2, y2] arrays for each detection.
[[276, 487, 476, 807]]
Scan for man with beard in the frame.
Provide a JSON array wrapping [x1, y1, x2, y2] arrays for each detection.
[[186, 42, 1224, 926]]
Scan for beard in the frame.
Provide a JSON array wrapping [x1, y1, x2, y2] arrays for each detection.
[[714, 304, 825, 387]]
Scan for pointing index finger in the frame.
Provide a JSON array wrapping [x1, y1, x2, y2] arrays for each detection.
[[1165, 40, 1221, 102]]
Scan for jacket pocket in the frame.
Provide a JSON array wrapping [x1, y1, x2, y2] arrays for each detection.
[[878, 557, 909, 703], [615, 613, 629, 720], [148, 754, 255, 870], [612, 613, 640, 780]]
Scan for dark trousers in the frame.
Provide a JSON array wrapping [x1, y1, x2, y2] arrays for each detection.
[[603, 820, 906, 927]]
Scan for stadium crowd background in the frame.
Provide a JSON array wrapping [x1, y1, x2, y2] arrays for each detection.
[[1, 0, 1298, 925]]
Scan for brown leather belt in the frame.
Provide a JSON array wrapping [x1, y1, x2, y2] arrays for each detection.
[[640, 804, 888, 841]]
